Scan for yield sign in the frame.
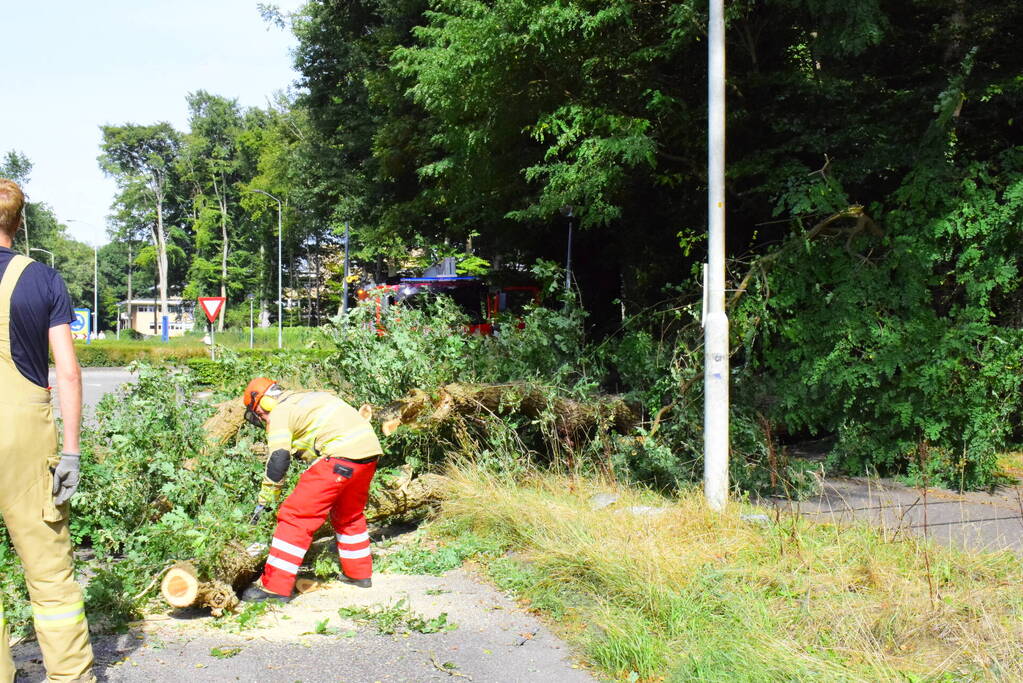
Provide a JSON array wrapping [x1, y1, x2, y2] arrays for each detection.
[[198, 297, 226, 323]]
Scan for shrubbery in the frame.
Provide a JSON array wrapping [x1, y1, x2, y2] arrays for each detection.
[[741, 148, 1023, 489]]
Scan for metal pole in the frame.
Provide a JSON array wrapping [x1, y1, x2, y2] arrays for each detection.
[[93, 245, 99, 337], [342, 222, 350, 315], [277, 199, 282, 349], [249, 298, 254, 349], [703, 0, 730, 511], [565, 218, 573, 291], [21, 204, 29, 255]]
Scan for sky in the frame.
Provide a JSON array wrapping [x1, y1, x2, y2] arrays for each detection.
[[1, 1, 307, 246]]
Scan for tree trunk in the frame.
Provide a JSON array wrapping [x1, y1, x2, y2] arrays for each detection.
[[154, 185, 169, 337]]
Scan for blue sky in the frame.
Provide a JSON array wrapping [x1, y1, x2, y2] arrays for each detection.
[[1, 1, 306, 246]]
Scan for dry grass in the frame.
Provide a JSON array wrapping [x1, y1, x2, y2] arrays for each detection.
[[996, 452, 1023, 483], [436, 465, 1023, 681]]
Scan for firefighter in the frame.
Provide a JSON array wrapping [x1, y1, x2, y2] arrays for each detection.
[[0, 179, 94, 682], [240, 377, 382, 602]]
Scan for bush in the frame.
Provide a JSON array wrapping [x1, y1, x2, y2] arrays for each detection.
[[743, 148, 1023, 488]]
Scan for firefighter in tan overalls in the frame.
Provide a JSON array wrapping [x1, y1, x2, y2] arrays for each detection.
[[0, 179, 94, 682]]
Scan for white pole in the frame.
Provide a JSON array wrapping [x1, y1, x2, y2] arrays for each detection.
[[277, 199, 282, 349], [93, 245, 99, 337], [565, 217, 573, 291], [704, 0, 730, 511], [249, 298, 254, 349], [342, 222, 350, 315]]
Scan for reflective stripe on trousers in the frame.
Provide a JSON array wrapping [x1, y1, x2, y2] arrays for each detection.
[[260, 456, 377, 596]]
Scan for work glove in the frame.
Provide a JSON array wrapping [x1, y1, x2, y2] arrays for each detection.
[[256, 480, 283, 508], [51, 453, 81, 505]]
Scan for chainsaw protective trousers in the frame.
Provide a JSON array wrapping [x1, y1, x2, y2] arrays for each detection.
[[0, 255, 94, 683], [260, 456, 377, 596]]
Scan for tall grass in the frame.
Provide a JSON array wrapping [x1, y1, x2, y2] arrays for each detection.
[[435, 466, 1023, 681]]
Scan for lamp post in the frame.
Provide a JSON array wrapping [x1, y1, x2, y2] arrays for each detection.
[[248, 190, 283, 349], [703, 0, 729, 511], [29, 248, 54, 267], [92, 245, 98, 338], [342, 222, 350, 315], [560, 206, 574, 291]]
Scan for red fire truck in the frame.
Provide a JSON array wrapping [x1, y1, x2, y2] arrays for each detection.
[[356, 263, 539, 335]]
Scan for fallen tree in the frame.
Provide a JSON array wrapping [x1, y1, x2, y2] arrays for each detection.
[[202, 383, 639, 446], [377, 382, 639, 438]]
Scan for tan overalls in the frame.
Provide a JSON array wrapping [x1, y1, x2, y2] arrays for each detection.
[[0, 255, 94, 683]]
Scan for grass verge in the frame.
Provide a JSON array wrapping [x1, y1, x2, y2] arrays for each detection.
[[427, 466, 1023, 682]]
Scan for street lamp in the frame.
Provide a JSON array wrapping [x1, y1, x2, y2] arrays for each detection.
[[93, 244, 98, 338], [703, 0, 730, 511], [29, 247, 54, 267], [247, 189, 283, 349], [342, 222, 350, 315]]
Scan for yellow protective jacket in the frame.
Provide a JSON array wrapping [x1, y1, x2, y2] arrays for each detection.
[[262, 390, 382, 494]]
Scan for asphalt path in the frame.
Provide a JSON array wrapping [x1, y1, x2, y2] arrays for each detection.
[[14, 571, 598, 683], [48, 367, 138, 421], [764, 475, 1023, 553]]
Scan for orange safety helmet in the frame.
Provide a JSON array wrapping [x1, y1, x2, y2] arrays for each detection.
[[242, 377, 278, 427]]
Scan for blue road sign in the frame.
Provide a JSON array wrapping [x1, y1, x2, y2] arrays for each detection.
[[71, 308, 91, 336]]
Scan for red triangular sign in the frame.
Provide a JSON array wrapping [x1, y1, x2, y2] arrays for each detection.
[[198, 297, 226, 323]]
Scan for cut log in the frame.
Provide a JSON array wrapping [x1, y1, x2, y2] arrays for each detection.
[[161, 562, 200, 608], [160, 563, 241, 617], [202, 399, 247, 449], [159, 541, 265, 616]]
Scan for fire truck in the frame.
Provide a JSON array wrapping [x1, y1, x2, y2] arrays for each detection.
[[355, 258, 539, 335]]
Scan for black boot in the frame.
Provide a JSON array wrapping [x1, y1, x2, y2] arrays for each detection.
[[339, 574, 372, 588], [241, 584, 294, 603]]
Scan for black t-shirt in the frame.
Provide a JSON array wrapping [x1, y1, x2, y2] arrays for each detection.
[[0, 247, 75, 387]]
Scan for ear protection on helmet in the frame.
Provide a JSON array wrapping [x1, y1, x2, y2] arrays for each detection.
[[259, 395, 278, 412]]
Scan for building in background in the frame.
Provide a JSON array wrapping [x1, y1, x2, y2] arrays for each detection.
[[118, 298, 195, 337]]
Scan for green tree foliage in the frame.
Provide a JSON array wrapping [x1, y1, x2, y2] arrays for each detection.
[[60, 0, 1023, 487], [99, 123, 184, 317]]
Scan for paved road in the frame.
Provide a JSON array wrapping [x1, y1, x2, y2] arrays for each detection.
[[764, 476, 1023, 553], [13, 571, 597, 683], [48, 367, 137, 420]]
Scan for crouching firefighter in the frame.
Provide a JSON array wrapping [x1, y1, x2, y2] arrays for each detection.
[[240, 378, 383, 602]]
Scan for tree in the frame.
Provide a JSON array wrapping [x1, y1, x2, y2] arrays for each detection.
[[99, 123, 183, 327]]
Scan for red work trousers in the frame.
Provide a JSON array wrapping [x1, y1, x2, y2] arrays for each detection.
[[260, 456, 377, 596]]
